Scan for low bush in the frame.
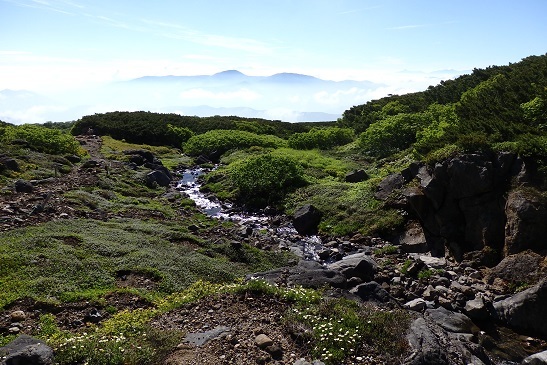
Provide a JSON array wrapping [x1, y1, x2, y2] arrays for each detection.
[[288, 127, 354, 150], [183, 130, 287, 156], [1, 124, 82, 155], [229, 153, 306, 207]]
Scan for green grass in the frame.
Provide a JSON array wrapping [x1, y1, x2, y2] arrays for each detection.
[[101, 136, 192, 170], [0, 218, 293, 309]]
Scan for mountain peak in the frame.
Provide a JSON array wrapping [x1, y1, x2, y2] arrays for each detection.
[[213, 70, 246, 77]]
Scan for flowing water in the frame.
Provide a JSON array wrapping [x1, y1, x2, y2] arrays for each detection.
[[176, 167, 323, 261]]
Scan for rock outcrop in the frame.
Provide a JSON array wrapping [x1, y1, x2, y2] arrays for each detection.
[[374, 152, 547, 262]]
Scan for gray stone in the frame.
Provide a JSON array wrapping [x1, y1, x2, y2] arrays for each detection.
[[375, 173, 405, 200], [504, 190, 547, 255], [404, 298, 427, 312], [425, 307, 478, 334], [493, 279, 547, 338], [184, 326, 230, 347], [464, 297, 490, 321], [145, 169, 171, 188], [485, 250, 545, 286], [419, 255, 446, 269], [255, 334, 273, 349], [395, 221, 429, 254], [405, 317, 449, 365], [522, 350, 547, 365], [0, 335, 53, 365], [327, 252, 377, 281], [0, 156, 19, 172]]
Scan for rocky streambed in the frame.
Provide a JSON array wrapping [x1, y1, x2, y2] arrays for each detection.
[[175, 161, 547, 365]]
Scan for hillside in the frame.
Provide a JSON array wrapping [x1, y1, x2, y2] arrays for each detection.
[[1, 54, 547, 365]]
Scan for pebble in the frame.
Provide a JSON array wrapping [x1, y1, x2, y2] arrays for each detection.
[[255, 334, 274, 349], [10, 310, 26, 322]]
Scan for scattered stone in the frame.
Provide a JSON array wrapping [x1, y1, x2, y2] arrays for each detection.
[[265, 344, 283, 360], [350, 281, 390, 303], [84, 308, 102, 323], [255, 334, 274, 349]]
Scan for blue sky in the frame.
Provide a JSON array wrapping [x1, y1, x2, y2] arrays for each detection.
[[0, 0, 546, 123]]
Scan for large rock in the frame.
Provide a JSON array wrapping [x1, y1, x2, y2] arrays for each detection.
[[375, 173, 405, 200], [145, 170, 171, 188], [292, 205, 322, 235], [405, 318, 449, 365], [522, 350, 547, 365], [0, 156, 19, 172], [485, 250, 546, 287], [14, 179, 33, 193], [425, 306, 478, 334], [123, 149, 154, 163], [0, 335, 53, 365], [328, 252, 377, 281], [493, 279, 547, 337], [345, 169, 368, 183], [504, 190, 547, 255], [446, 154, 494, 199], [349, 281, 390, 303], [394, 221, 429, 253]]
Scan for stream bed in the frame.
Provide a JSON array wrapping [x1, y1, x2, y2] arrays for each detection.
[[176, 167, 325, 261]]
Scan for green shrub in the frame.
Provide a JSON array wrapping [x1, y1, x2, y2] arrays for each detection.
[[359, 113, 427, 158], [1, 124, 81, 155], [229, 153, 306, 207], [183, 130, 287, 156], [288, 127, 354, 150]]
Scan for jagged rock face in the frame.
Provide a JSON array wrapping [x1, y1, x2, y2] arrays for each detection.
[[504, 190, 547, 255], [386, 152, 547, 260]]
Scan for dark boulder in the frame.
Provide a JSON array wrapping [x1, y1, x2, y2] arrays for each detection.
[[123, 149, 154, 163], [14, 179, 33, 193], [64, 154, 81, 163], [374, 173, 405, 200], [349, 281, 390, 302], [128, 154, 145, 166], [0, 156, 19, 172], [292, 204, 322, 235], [485, 250, 546, 287], [0, 334, 53, 365], [328, 252, 377, 281], [345, 169, 368, 183], [145, 170, 172, 188], [81, 159, 100, 169]]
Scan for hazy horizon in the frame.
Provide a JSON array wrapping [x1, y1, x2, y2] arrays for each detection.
[[1, 0, 546, 124]]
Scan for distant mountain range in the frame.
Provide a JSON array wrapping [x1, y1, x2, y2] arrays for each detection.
[[0, 70, 384, 124]]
